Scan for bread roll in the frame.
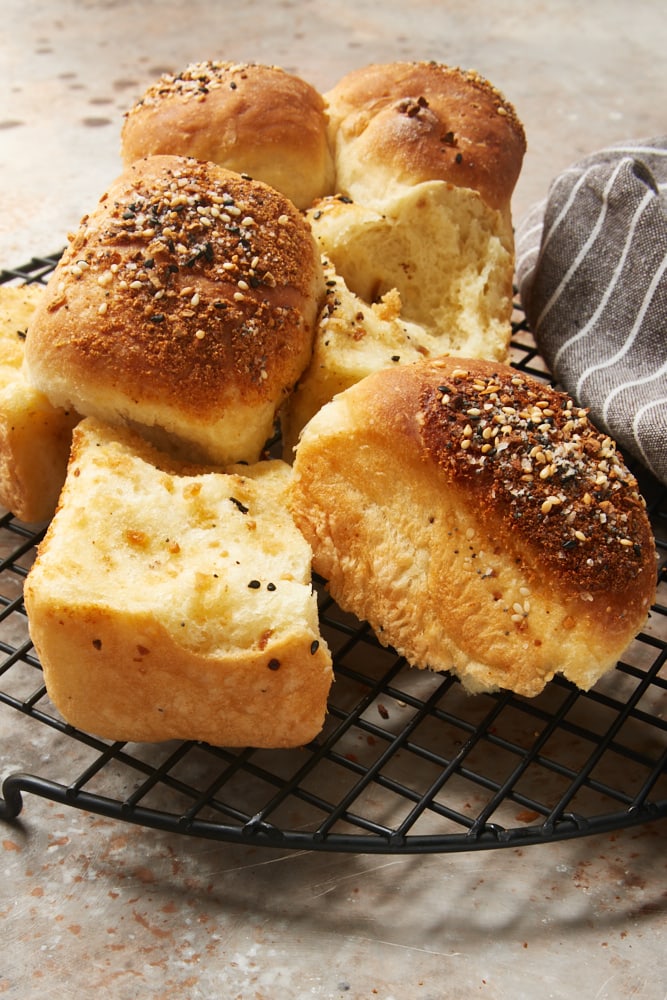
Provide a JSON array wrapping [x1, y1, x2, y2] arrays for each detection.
[[121, 61, 335, 210], [24, 417, 332, 747], [0, 284, 79, 523], [325, 61, 526, 223], [24, 155, 325, 467], [282, 62, 525, 448], [289, 357, 656, 697]]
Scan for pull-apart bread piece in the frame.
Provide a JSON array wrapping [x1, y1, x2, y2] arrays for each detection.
[[289, 357, 656, 698], [24, 155, 324, 467], [120, 61, 335, 210], [24, 418, 332, 747], [324, 61, 525, 225], [0, 284, 79, 523], [284, 62, 526, 450]]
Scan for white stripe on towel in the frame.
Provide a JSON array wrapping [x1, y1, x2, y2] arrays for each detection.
[[575, 254, 667, 397], [553, 187, 656, 370], [536, 158, 629, 329]]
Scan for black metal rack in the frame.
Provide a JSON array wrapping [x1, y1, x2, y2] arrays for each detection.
[[1, 254, 665, 853]]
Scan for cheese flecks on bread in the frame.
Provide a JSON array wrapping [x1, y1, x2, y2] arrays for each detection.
[[0, 284, 79, 523], [24, 155, 325, 468], [289, 357, 656, 698], [24, 418, 333, 747], [121, 61, 335, 210]]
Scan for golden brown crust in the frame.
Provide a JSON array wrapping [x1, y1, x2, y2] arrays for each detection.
[[325, 61, 526, 212], [121, 61, 335, 209], [289, 357, 656, 697], [24, 155, 324, 465]]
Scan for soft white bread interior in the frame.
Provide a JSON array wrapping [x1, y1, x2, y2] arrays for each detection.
[[282, 259, 440, 455], [307, 185, 515, 341], [283, 181, 516, 452], [24, 417, 333, 747], [121, 60, 335, 210], [289, 356, 656, 697], [0, 284, 79, 523], [23, 155, 324, 468]]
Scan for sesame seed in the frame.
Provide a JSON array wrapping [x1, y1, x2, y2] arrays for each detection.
[[195, 329, 206, 340]]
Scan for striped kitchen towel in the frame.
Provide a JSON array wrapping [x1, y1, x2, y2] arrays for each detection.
[[515, 137, 667, 487]]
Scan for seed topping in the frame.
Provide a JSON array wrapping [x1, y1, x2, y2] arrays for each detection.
[[420, 364, 652, 592]]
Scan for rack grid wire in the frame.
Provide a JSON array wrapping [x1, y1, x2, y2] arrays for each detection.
[[0, 252, 665, 854]]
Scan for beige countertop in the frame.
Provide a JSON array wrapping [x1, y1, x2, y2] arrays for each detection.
[[1, 2, 666, 998]]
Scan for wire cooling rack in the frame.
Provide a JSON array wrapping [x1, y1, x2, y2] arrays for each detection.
[[0, 253, 666, 854]]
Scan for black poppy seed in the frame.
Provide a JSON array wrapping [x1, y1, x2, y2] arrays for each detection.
[[267, 582, 277, 592], [310, 640, 320, 655], [562, 538, 578, 550], [248, 579, 261, 589], [268, 658, 281, 671], [229, 496, 249, 514]]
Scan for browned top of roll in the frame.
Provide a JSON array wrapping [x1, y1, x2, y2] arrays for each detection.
[[325, 61, 526, 211], [25, 154, 323, 423], [371, 357, 655, 616], [120, 61, 335, 209]]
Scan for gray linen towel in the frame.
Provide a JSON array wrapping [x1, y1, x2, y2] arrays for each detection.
[[515, 138, 667, 486]]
